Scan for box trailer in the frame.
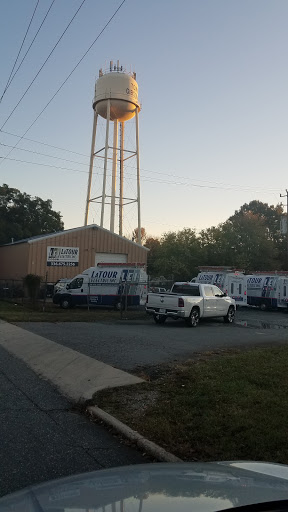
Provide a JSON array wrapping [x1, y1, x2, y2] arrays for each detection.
[[246, 272, 288, 310], [193, 266, 247, 307]]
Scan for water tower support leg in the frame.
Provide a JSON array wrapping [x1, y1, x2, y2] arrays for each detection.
[[100, 99, 110, 227], [84, 110, 98, 225], [135, 108, 141, 245], [119, 122, 124, 236], [110, 119, 118, 233]]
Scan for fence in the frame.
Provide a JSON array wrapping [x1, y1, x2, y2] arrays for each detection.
[[0, 279, 54, 300], [0, 276, 175, 312]]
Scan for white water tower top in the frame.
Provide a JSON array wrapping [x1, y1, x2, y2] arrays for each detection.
[[93, 60, 140, 122]]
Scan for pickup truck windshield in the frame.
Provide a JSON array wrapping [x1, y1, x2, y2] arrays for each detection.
[[172, 284, 200, 296]]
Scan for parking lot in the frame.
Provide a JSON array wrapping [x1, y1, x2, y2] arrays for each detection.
[[16, 307, 288, 373]]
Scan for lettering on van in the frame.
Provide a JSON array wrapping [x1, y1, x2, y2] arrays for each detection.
[[247, 277, 262, 286], [90, 270, 118, 284], [198, 274, 213, 282]]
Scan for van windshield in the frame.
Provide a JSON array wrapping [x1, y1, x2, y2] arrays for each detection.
[[172, 284, 200, 296]]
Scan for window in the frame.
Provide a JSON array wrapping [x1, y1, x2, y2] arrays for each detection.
[[284, 286, 287, 297], [231, 283, 234, 294], [69, 278, 83, 289], [239, 283, 242, 294], [172, 284, 200, 296], [213, 286, 223, 296], [204, 286, 214, 297]]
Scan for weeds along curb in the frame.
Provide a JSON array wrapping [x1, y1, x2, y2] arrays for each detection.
[[87, 405, 183, 463]]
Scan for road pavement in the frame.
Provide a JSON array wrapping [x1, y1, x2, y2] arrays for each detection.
[[2, 307, 287, 497], [0, 344, 147, 498], [16, 308, 288, 373]]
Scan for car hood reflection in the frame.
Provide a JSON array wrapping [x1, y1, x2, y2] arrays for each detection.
[[1, 462, 288, 512]]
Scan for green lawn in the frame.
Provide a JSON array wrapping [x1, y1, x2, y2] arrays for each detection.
[[0, 299, 147, 323], [95, 346, 288, 463]]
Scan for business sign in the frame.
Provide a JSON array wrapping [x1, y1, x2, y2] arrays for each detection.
[[47, 246, 79, 267]]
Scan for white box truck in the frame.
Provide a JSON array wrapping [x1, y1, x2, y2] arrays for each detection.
[[53, 263, 148, 309], [192, 266, 247, 307], [246, 272, 288, 310]]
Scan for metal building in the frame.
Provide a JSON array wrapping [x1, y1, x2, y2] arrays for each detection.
[[0, 224, 148, 282]]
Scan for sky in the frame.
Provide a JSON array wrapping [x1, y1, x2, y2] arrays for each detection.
[[0, 0, 288, 239]]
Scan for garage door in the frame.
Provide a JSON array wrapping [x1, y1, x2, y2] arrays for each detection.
[[95, 253, 128, 265]]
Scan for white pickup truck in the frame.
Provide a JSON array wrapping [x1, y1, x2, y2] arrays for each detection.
[[146, 282, 236, 327]]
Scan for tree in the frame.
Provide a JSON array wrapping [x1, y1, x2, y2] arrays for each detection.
[[199, 201, 285, 271], [230, 200, 286, 268], [199, 226, 224, 265], [216, 212, 278, 271], [230, 200, 284, 242], [148, 228, 200, 280], [0, 184, 64, 245], [132, 226, 147, 243], [23, 274, 42, 303], [145, 236, 161, 276]]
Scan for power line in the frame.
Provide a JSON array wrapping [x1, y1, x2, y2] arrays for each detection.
[[0, 0, 40, 105], [5, 0, 56, 94], [0, 142, 88, 166], [0, 130, 281, 193], [0, 0, 127, 167], [0, 0, 88, 130], [0, 155, 89, 174], [0, 129, 88, 156], [0, 153, 282, 195], [0, 137, 282, 194]]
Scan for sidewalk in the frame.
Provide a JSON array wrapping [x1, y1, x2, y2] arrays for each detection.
[[0, 323, 148, 498], [0, 320, 143, 400]]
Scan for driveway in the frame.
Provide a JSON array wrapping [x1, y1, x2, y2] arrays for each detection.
[[16, 308, 288, 373]]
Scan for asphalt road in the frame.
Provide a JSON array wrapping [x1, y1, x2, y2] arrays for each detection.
[[16, 308, 288, 373], [0, 345, 146, 498]]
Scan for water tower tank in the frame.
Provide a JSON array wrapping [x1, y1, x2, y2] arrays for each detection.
[[93, 67, 140, 122]]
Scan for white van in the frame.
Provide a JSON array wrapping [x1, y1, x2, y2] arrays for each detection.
[[246, 273, 288, 310], [53, 263, 147, 309], [53, 278, 72, 295], [193, 267, 248, 307]]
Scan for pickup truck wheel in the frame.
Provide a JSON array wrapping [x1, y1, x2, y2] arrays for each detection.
[[185, 307, 200, 327], [153, 314, 167, 324], [60, 297, 71, 309], [224, 306, 235, 323]]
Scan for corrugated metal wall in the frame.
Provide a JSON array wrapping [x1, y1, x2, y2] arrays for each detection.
[[0, 243, 29, 279], [27, 226, 147, 281]]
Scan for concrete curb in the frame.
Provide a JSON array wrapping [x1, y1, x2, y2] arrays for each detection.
[[87, 405, 183, 463]]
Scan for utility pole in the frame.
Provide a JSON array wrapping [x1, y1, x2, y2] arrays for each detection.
[[280, 189, 288, 268]]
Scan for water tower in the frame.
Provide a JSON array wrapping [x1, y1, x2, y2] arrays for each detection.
[[84, 60, 142, 244]]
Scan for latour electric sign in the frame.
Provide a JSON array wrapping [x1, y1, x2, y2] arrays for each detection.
[[47, 246, 79, 267]]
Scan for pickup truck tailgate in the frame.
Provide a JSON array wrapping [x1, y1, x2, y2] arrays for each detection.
[[146, 293, 179, 310]]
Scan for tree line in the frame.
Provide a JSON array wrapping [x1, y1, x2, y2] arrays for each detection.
[[1, 184, 286, 280], [142, 200, 287, 280], [0, 184, 63, 245]]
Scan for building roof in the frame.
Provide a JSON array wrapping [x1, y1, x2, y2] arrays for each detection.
[[1, 224, 149, 251]]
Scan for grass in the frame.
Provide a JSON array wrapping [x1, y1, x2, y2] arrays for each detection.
[[94, 346, 288, 463], [0, 299, 148, 323]]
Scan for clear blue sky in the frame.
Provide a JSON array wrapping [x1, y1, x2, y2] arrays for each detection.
[[0, 0, 287, 238]]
